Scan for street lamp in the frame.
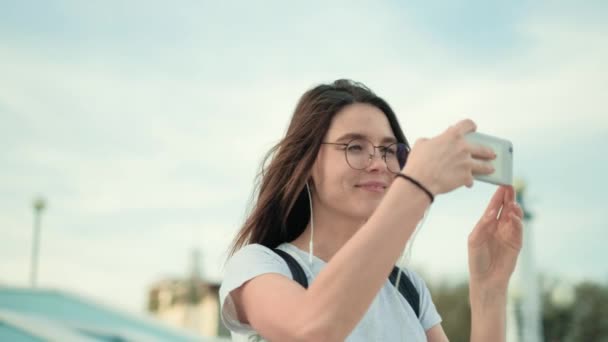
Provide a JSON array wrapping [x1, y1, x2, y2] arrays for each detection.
[[511, 180, 543, 342], [30, 196, 46, 287]]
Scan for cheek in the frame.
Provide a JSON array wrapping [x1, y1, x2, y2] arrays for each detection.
[[317, 171, 351, 202], [312, 156, 355, 203]]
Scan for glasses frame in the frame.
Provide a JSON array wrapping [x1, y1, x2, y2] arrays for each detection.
[[321, 138, 408, 174]]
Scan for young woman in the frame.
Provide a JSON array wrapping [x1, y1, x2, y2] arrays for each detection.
[[219, 79, 523, 341]]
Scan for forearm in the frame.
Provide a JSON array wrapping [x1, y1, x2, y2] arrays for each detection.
[[302, 178, 430, 340], [469, 284, 508, 342]]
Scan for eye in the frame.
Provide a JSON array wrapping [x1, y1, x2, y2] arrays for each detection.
[[347, 144, 364, 152], [381, 146, 397, 156]]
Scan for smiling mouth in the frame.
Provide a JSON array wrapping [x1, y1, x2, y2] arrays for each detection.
[[356, 185, 386, 192]]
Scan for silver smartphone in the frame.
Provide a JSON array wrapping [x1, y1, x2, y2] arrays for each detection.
[[465, 132, 513, 186]]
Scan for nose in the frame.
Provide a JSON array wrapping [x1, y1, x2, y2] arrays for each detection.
[[366, 151, 388, 172]]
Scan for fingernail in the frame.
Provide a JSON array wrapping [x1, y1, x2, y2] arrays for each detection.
[[487, 209, 496, 218]]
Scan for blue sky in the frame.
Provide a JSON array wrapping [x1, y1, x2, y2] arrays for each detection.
[[1, 0, 607, 313]]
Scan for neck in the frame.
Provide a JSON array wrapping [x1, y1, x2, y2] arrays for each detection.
[[291, 201, 366, 262]]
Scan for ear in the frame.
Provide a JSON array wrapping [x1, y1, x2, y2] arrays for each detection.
[[303, 179, 317, 205], [307, 175, 317, 191], [305, 180, 312, 195]]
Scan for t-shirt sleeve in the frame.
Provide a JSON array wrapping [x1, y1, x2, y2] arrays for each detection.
[[406, 268, 443, 331], [219, 244, 292, 333]]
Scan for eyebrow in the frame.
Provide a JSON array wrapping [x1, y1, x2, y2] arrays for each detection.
[[334, 133, 398, 144]]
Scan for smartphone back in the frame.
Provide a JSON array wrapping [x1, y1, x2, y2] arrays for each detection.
[[465, 132, 513, 186]]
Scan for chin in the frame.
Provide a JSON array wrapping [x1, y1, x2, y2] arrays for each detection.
[[353, 200, 382, 220]]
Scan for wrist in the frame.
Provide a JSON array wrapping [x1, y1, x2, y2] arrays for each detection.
[[469, 284, 508, 310], [401, 165, 439, 196], [395, 173, 434, 204], [469, 284, 508, 342]]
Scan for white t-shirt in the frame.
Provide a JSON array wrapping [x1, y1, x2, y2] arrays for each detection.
[[219, 243, 442, 341]]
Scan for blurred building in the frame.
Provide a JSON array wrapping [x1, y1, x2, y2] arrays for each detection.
[[148, 249, 230, 338], [0, 286, 225, 341]]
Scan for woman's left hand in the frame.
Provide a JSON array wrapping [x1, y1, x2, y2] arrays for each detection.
[[468, 186, 523, 290]]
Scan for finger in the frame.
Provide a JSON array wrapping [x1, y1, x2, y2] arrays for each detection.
[[471, 159, 495, 176], [465, 177, 474, 188], [511, 212, 524, 232], [482, 186, 506, 218], [453, 119, 477, 136], [468, 142, 496, 161], [469, 207, 495, 244], [499, 200, 523, 224], [503, 201, 524, 220], [504, 213, 524, 250], [504, 185, 515, 203], [513, 202, 524, 219], [502, 212, 523, 233], [495, 186, 513, 220]]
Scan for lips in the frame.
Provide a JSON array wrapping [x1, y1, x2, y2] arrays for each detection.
[[356, 181, 388, 193]]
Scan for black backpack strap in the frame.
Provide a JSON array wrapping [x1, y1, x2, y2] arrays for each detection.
[[273, 248, 308, 288], [272, 250, 420, 318], [389, 266, 420, 318]]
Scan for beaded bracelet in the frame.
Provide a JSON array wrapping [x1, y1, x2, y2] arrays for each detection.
[[395, 173, 434, 204]]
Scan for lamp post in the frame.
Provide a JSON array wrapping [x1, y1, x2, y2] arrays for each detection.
[[513, 180, 543, 342], [30, 196, 46, 287]]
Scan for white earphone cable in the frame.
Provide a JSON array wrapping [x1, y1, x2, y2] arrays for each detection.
[[306, 182, 314, 267]]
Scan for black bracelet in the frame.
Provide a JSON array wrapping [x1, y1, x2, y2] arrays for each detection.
[[396, 173, 434, 204]]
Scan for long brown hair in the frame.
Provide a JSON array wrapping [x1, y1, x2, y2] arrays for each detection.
[[229, 79, 410, 256]]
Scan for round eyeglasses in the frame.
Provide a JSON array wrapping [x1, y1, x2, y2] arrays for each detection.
[[322, 138, 409, 174]]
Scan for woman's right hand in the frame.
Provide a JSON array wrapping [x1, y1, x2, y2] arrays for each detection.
[[402, 119, 496, 196]]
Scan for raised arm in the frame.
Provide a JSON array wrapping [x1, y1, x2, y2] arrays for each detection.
[[468, 186, 523, 342]]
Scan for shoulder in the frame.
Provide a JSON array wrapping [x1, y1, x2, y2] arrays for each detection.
[[220, 244, 291, 300], [398, 267, 443, 330], [228, 244, 285, 265], [223, 244, 291, 280], [219, 244, 295, 334], [397, 266, 428, 292]]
